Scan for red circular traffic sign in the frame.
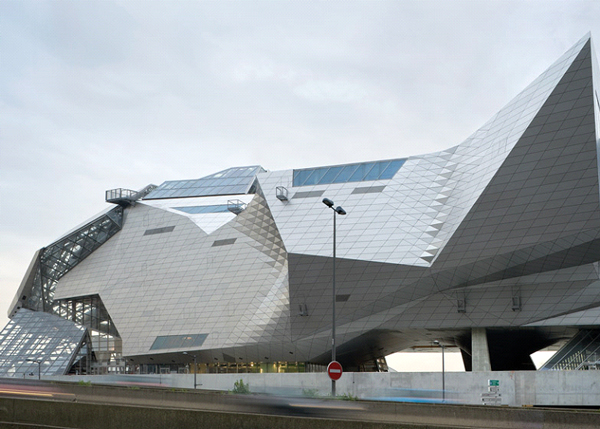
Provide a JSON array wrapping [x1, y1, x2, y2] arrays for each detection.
[[327, 361, 343, 381]]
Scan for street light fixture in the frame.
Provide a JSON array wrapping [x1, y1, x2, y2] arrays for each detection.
[[322, 197, 346, 397], [27, 358, 42, 381], [433, 340, 445, 403], [183, 352, 198, 389]]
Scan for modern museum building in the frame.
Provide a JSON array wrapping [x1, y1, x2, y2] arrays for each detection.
[[1, 35, 599, 377]]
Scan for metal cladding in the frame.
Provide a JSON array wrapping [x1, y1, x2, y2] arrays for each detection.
[[5, 34, 600, 372]]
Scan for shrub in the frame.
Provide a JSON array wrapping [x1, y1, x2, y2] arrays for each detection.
[[338, 393, 358, 401], [232, 379, 250, 394], [302, 388, 319, 398]]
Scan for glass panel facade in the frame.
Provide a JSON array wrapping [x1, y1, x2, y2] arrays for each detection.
[[173, 205, 231, 215], [53, 296, 122, 374], [144, 166, 266, 199], [54, 295, 119, 338], [293, 159, 406, 186], [24, 206, 123, 314], [0, 309, 88, 377], [137, 361, 309, 375], [332, 164, 360, 183], [380, 159, 406, 179]]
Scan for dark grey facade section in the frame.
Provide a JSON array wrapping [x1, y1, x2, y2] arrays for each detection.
[[212, 238, 237, 247], [292, 190, 325, 199], [437, 40, 599, 269], [352, 186, 386, 194], [144, 226, 176, 236]]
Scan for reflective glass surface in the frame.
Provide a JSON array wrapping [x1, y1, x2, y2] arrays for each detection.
[[25, 206, 123, 314], [145, 166, 266, 199], [293, 159, 406, 186], [174, 205, 230, 214], [53, 295, 119, 373], [150, 334, 208, 350], [0, 309, 87, 377]]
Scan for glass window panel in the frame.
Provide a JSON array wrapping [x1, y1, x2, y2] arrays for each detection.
[[379, 159, 406, 179], [302, 168, 327, 186], [192, 334, 208, 347], [151, 337, 166, 350], [348, 162, 372, 182], [364, 161, 390, 181], [173, 337, 185, 348], [144, 166, 263, 199], [293, 159, 405, 186], [0, 309, 86, 377], [318, 166, 344, 184], [150, 334, 208, 350], [293, 170, 313, 186], [175, 205, 230, 214], [347, 164, 365, 182], [332, 164, 360, 183]]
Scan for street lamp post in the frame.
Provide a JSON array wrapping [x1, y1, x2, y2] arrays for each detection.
[[433, 340, 445, 403], [27, 358, 42, 380], [322, 197, 346, 397], [183, 352, 198, 389]]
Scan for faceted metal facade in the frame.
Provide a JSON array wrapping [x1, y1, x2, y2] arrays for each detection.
[[5, 35, 600, 371]]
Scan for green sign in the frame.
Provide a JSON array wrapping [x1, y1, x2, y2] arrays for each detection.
[[488, 379, 500, 386]]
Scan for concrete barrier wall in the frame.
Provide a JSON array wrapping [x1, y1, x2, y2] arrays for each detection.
[[50, 370, 600, 407]]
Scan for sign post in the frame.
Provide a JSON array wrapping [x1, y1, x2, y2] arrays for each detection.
[[482, 379, 501, 405], [327, 360, 343, 394]]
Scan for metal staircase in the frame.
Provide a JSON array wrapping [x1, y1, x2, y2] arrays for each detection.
[[541, 329, 600, 370]]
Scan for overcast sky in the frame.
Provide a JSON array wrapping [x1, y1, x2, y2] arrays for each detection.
[[1, 1, 599, 364]]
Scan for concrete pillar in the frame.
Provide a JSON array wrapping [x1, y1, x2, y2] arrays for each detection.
[[472, 328, 491, 371]]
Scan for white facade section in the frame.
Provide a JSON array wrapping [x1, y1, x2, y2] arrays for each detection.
[[55, 195, 293, 359], [259, 35, 591, 266]]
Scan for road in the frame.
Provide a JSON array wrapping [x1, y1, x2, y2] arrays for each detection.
[[1, 379, 599, 428]]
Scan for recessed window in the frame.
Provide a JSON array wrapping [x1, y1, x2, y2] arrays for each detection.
[[351, 185, 386, 194], [150, 334, 208, 350], [292, 190, 325, 199], [143, 226, 175, 236], [212, 238, 237, 247], [173, 205, 230, 214], [336, 294, 350, 302]]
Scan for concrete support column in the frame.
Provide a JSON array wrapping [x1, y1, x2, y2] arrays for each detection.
[[472, 328, 491, 371]]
